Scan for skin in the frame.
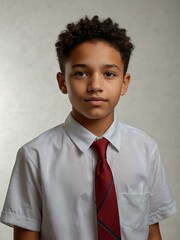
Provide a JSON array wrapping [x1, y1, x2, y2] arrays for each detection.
[[13, 40, 162, 240], [148, 223, 162, 240], [57, 40, 130, 136], [14, 226, 39, 240]]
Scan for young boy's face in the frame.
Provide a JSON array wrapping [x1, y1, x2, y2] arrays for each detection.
[[57, 40, 130, 128]]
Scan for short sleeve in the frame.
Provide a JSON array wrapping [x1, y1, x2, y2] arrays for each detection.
[[0, 147, 42, 231], [149, 143, 178, 224]]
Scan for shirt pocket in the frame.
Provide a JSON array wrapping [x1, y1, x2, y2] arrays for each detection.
[[118, 193, 149, 229]]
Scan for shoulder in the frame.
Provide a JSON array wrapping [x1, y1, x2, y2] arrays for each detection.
[[120, 122, 154, 140], [24, 124, 64, 146], [15, 123, 69, 169], [18, 124, 66, 158], [119, 122, 158, 153]]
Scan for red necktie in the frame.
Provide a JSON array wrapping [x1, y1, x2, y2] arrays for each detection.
[[91, 138, 121, 240]]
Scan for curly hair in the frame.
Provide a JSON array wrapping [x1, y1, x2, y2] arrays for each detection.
[[55, 15, 134, 75]]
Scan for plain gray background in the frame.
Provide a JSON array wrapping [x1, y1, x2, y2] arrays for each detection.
[[0, 0, 179, 239]]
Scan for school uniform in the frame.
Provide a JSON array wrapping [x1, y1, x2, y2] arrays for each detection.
[[0, 113, 177, 240]]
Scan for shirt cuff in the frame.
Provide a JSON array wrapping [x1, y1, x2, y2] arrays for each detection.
[[0, 211, 41, 231], [149, 201, 178, 225]]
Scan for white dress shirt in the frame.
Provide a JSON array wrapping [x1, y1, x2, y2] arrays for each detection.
[[0, 113, 177, 240]]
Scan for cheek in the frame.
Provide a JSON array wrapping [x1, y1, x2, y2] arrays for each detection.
[[70, 82, 86, 95], [109, 88, 122, 106], [66, 83, 84, 101], [108, 83, 122, 97]]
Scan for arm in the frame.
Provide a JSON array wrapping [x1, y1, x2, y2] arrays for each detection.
[[14, 226, 40, 240], [148, 223, 162, 240]]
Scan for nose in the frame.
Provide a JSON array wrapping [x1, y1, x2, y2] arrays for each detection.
[[87, 73, 103, 92]]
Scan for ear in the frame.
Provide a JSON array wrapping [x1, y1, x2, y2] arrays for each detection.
[[121, 73, 131, 96], [56, 72, 68, 94]]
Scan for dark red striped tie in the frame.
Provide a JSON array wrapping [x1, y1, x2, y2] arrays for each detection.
[[91, 138, 121, 240]]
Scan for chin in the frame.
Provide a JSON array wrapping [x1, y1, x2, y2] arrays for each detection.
[[84, 112, 113, 121], [72, 108, 114, 122]]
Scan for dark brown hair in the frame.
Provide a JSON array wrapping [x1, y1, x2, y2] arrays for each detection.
[[55, 15, 134, 75]]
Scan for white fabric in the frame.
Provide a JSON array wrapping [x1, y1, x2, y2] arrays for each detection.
[[0, 113, 177, 240]]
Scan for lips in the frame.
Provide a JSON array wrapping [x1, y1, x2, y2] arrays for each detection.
[[84, 97, 107, 102], [84, 97, 108, 106]]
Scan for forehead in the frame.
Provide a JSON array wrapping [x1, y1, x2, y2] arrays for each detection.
[[66, 40, 123, 68]]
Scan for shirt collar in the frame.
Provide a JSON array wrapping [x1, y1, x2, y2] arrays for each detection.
[[63, 113, 121, 153]]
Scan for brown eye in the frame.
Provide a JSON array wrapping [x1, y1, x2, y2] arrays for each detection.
[[104, 72, 116, 78], [74, 71, 88, 78]]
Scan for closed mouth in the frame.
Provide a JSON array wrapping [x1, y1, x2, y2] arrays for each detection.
[[84, 97, 107, 102]]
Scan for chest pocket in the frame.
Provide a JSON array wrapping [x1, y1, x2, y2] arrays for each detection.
[[118, 193, 149, 229]]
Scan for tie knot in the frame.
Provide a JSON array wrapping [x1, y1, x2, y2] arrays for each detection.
[[91, 138, 109, 160]]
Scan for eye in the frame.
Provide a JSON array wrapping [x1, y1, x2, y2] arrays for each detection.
[[74, 71, 88, 78], [104, 72, 116, 78]]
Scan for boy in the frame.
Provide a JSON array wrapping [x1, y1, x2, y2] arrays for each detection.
[[0, 16, 177, 240]]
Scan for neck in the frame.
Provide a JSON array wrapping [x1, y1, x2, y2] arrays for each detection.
[[71, 112, 114, 137]]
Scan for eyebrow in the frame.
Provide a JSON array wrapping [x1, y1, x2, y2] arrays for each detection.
[[104, 64, 121, 71], [71, 64, 88, 69], [71, 64, 121, 71]]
